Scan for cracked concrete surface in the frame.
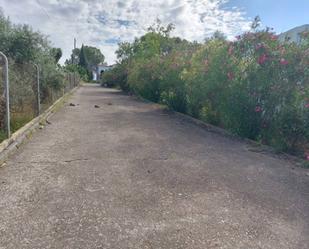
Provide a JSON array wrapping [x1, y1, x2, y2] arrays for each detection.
[[0, 84, 308, 249]]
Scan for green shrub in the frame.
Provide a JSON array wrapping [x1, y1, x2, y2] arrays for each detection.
[[102, 63, 129, 90], [108, 22, 309, 158]]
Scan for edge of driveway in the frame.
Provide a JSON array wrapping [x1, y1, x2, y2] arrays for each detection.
[[0, 86, 80, 167], [131, 93, 308, 169]]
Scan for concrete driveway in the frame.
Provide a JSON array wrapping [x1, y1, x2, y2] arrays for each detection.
[[0, 84, 308, 249]]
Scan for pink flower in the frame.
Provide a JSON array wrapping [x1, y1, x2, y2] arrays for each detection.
[[270, 35, 278, 41], [258, 54, 268, 65], [255, 106, 262, 113], [227, 72, 234, 80], [280, 58, 289, 65], [305, 153, 309, 161], [305, 103, 309, 108]]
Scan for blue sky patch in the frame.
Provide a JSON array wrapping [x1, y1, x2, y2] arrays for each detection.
[[105, 38, 120, 44]]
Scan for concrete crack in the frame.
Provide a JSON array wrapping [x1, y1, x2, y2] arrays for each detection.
[[64, 158, 89, 163]]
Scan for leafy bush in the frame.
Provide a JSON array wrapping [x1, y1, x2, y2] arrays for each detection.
[[109, 21, 309, 158], [0, 11, 77, 140], [64, 64, 89, 82], [102, 63, 129, 90]]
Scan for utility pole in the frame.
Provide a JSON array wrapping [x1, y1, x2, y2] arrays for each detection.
[[72, 38, 77, 64], [32, 63, 40, 116]]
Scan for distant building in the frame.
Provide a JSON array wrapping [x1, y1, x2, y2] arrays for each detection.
[[279, 24, 309, 44], [92, 63, 114, 81]]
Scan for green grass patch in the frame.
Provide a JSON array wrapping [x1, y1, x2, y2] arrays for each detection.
[[0, 130, 7, 142], [11, 114, 34, 133]]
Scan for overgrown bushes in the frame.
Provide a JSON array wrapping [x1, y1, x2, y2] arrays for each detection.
[[0, 12, 75, 138], [109, 21, 309, 159]]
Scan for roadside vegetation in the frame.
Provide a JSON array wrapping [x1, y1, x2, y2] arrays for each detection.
[[0, 12, 75, 139], [103, 18, 309, 160], [65, 44, 105, 82]]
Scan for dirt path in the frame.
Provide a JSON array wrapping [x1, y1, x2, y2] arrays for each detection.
[[0, 84, 308, 249]]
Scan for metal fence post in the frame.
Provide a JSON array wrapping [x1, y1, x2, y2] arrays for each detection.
[[69, 73, 72, 89], [0, 51, 10, 138], [32, 63, 40, 116]]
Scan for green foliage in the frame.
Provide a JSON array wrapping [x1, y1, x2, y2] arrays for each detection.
[[66, 44, 105, 81], [115, 21, 199, 110], [0, 15, 45, 63], [11, 114, 33, 133], [0, 11, 78, 141], [83, 45, 105, 67], [64, 64, 89, 81], [0, 11, 65, 91], [50, 48, 62, 63], [65, 48, 80, 65], [101, 65, 126, 88], [107, 21, 309, 159], [79, 45, 88, 69]]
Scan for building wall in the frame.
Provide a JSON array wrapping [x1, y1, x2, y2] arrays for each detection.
[[92, 65, 114, 81], [279, 24, 309, 44]]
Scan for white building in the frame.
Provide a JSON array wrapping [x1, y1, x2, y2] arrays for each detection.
[[92, 64, 114, 81], [279, 24, 309, 44]]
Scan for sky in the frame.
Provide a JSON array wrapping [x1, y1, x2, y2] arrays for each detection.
[[0, 0, 308, 64]]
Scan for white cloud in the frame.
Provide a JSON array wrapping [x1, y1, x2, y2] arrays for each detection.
[[0, 0, 251, 64]]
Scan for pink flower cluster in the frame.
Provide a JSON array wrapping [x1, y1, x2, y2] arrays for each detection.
[[255, 106, 262, 113], [258, 54, 268, 65], [280, 58, 289, 65]]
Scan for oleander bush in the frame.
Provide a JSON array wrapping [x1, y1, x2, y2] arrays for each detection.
[[111, 21, 309, 159]]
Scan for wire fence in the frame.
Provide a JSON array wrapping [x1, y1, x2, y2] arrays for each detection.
[[0, 53, 79, 141]]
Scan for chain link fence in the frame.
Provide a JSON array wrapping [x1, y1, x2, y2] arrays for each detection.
[[0, 54, 79, 141]]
